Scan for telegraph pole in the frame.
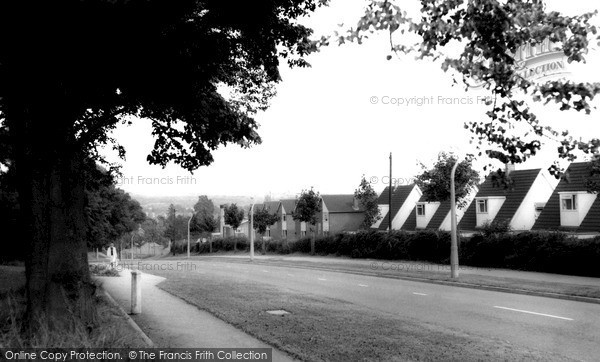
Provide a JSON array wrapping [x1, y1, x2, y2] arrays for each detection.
[[388, 152, 392, 234]]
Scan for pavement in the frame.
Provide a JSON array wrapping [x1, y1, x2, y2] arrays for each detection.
[[92, 259, 296, 362]]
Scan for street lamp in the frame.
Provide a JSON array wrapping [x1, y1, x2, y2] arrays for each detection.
[[450, 159, 460, 279], [249, 200, 255, 261], [187, 208, 196, 259]]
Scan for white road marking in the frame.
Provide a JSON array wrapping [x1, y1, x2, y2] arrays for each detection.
[[262, 270, 269, 273], [317, 278, 327, 281], [287, 274, 294, 277], [412, 292, 428, 296], [493, 306, 573, 321], [358, 284, 369, 287]]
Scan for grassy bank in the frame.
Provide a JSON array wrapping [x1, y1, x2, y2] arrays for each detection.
[[0, 266, 148, 348], [145, 266, 572, 361]]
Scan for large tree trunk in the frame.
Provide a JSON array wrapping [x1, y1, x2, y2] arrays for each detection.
[[9, 93, 94, 330]]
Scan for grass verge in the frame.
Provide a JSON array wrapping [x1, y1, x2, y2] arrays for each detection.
[[0, 265, 147, 348], [146, 267, 574, 361]]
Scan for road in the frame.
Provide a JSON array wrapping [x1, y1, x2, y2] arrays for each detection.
[[137, 258, 600, 361]]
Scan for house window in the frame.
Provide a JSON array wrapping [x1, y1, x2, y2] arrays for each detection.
[[416, 204, 425, 216], [301, 231, 306, 237], [283, 214, 286, 222], [477, 199, 488, 213], [561, 194, 577, 210], [283, 230, 287, 238], [266, 230, 271, 237]]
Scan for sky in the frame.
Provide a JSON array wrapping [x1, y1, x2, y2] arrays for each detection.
[[103, 0, 600, 200]]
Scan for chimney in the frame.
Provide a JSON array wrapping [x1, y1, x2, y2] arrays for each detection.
[[505, 163, 516, 176], [353, 196, 360, 211]]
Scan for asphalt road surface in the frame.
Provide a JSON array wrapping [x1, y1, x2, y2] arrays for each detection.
[[138, 258, 600, 361]]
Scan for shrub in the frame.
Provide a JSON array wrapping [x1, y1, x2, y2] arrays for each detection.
[[480, 218, 512, 237], [196, 236, 249, 254], [89, 264, 120, 277]]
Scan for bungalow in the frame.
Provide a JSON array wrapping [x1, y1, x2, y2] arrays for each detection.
[[275, 199, 297, 240], [459, 166, 556, 231], [262, 201, 281, 239], [314, 194, 366, 235], [371, 185, 422, 231], [236, 203, 263, 239], [413, 186, 478, 231], [532, 162, 600, 235]]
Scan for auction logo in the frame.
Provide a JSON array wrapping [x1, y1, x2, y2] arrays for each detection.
[[512, 38, 568, 81], [467, 38, 569, 88]]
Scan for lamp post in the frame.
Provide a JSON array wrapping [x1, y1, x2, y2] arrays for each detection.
[[249, 202, 255, 261], [450, 159, 460, 279]]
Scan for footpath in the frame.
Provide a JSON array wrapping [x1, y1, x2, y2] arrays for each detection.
[[93, 258, 296, 362]]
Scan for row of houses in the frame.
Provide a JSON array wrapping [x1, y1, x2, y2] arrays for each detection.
[[219, 162, 600, 240]]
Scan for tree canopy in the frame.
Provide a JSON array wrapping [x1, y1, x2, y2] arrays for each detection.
[[293, 188, 322, 225], [224, 204, 245, 232], [0, 0, 329, 326], [326, 0, 600, 177], [192, 195, 217, 233], [354, 176, 381, 229], [414, 152, 481, 209], [253, 208, 279, 235]]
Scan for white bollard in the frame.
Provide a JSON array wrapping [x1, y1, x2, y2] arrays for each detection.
[[131, 270, 142, 314]]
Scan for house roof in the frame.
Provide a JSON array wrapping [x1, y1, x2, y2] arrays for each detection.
[[376, 185, 417, 231], [263, 201, 280, 213], [425, 199, 452, 230], [249, 203, 264, 214], [400, 208, 417, 230], [533, 162, 600, 232], [279, 199, 296, 214], [321, 194, 364, 213], [459, 169, 542, 230]]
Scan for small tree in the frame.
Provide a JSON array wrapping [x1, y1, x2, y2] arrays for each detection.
[[192, 195, 217, 235], [224, 203, 244, 251], [253, 208, 279, 255], [292, 188, 321, 255], [354, 175, 381, 229], [414, 152, 480, 209]]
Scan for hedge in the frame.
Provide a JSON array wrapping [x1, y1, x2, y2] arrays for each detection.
[[180, 230, 600, 277]]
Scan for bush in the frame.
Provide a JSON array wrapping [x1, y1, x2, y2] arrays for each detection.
[[89, 264, 120, 277], [188, 228, 600, 277], [195, 236, 250, 254], [480, 218, 512, 237]]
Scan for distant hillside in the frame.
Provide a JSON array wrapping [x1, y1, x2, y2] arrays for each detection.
[[130, 194, 264, 218]]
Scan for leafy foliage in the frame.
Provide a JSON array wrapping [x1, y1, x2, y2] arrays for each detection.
[[164, 204, 189, 242], [292, 188, 322, 225], [414, 152, 480, 209], [224, 204, 245, 232], [253, 208, 279, 235], [354, 176, 381, 229], [140, 218, 169, 247], [325, 0, 600, 182], [192, 195, 217, 233], [479, 218, 513, 238], [85, 167, 146, 250]]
